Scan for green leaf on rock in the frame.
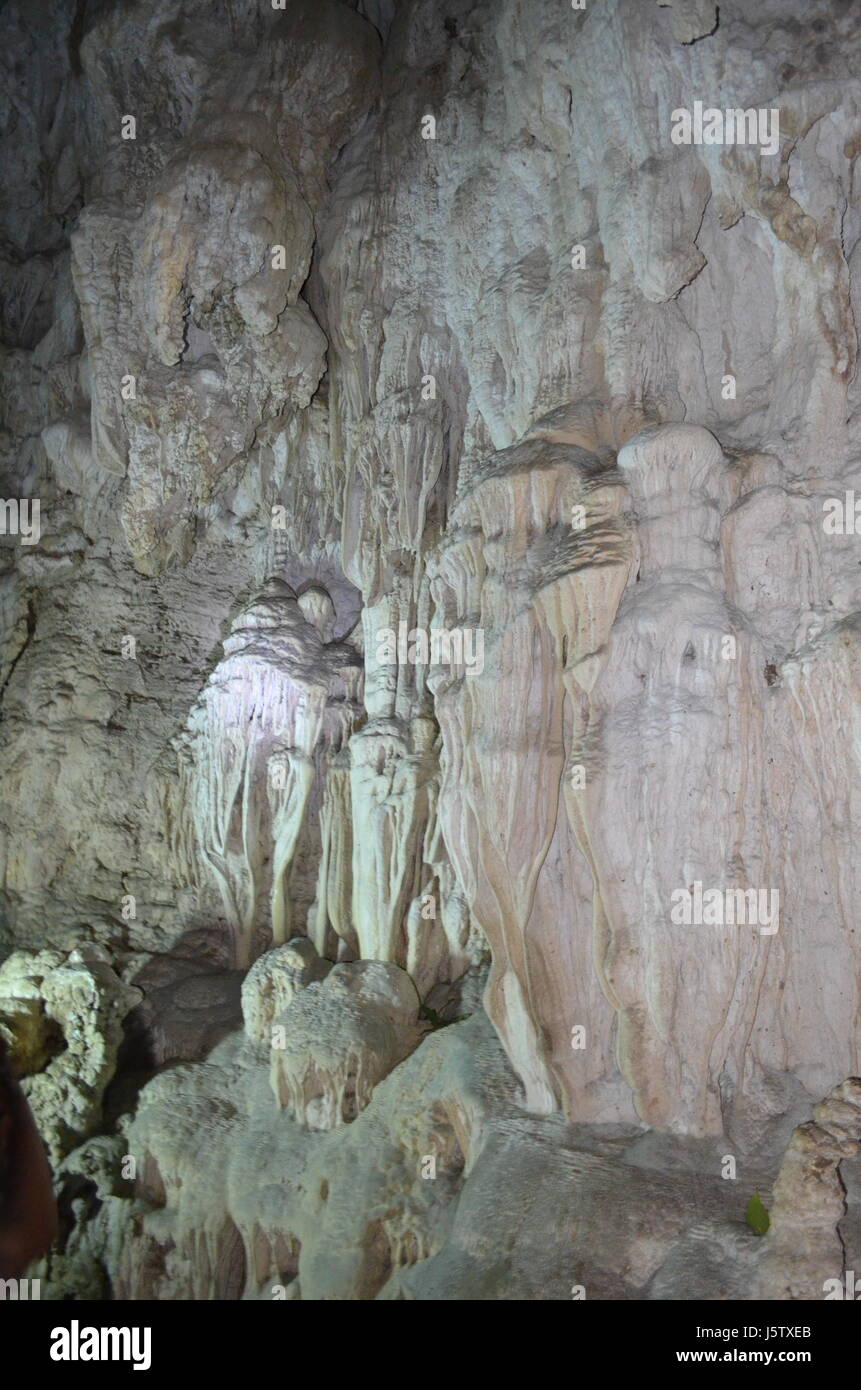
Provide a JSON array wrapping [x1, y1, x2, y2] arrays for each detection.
[[745, 1192, 770, 1236]]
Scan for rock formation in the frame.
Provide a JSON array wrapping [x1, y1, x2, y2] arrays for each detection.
[[3, 0, 861, 1301]]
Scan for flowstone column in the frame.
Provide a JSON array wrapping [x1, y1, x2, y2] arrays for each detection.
[[429, 433, 631, 1115]]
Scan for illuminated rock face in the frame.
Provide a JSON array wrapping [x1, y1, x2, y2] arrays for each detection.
[[4, 0, 861, 1300], [169, 576, 363, 967]]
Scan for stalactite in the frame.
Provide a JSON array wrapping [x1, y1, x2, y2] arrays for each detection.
[[168, 578, 361, 966]]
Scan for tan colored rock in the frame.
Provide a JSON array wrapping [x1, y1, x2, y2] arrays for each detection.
[[429, 433, 633, 1118], [754, 1079, 861, 1299], [241, 939, 331, 1047], [269, 961, 423, 1129]]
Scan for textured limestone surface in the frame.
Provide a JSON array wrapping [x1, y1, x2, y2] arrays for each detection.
[[0, 946, 141, 1164], [3, 0, 861, 1300]]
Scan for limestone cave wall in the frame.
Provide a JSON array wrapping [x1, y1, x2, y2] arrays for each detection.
[[2, 0, 861, 1301]]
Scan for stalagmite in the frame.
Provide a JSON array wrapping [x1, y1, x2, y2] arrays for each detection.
[[241, 938, 331, 1047], [269, 962, 424, 1130]]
